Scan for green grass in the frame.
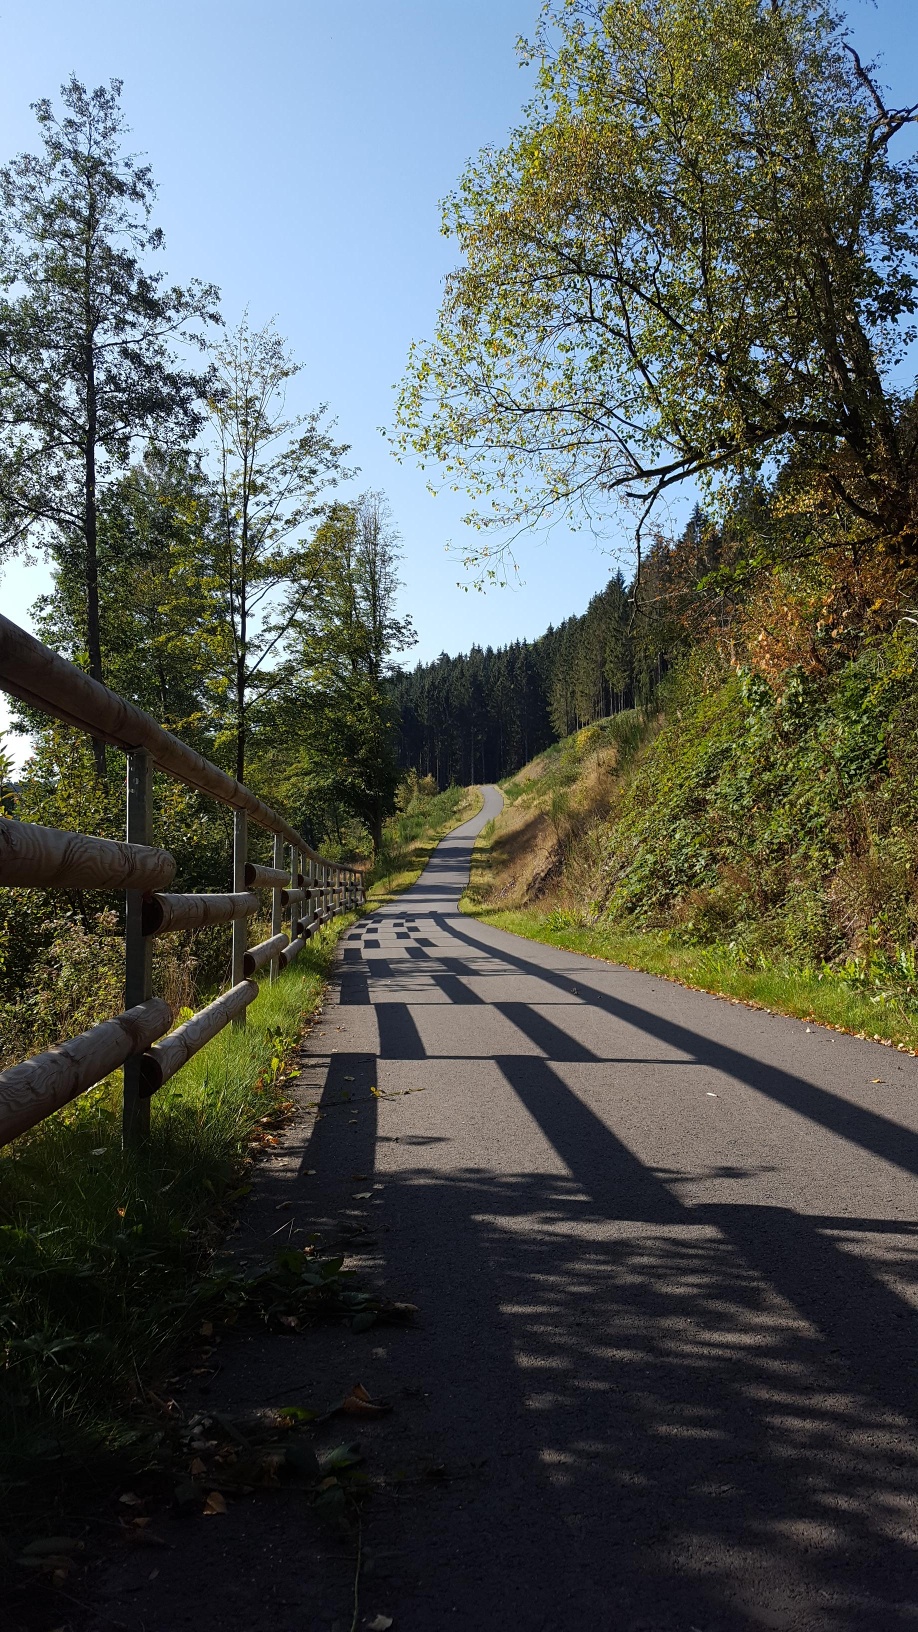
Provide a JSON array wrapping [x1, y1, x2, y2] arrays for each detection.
[[464, 903, 918, 1053], [365, 784, 482, 907], [0, 918, 347, 1529]]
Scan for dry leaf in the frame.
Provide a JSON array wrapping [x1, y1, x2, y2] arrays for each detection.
[[189, 1457, 207, 1476], [367, 1616, 394, 1630], [118, 1492, 142, 1507], [199, 1320, 214, 1338], [336, 1383, 391, 1419], [203, 1491, 227, 1515]]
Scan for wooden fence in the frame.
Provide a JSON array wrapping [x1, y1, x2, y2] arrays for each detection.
[[0, 613, 364, 1149]]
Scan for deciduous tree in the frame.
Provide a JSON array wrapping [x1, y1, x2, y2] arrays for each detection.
[[397, 0, 918, 573]]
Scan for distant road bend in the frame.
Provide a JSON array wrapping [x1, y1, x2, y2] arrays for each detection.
[[105, 785, 918, 1630]]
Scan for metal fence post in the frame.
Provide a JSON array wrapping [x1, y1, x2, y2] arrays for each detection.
[[123, 748, 153, 1148], [270, 833, 284, 983], [232, 808, 248, 1025]]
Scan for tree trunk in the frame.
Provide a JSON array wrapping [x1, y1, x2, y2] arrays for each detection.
[[235, 653, 246, 784], [371, 808, 383, 857], [84, 345, 107, 780]]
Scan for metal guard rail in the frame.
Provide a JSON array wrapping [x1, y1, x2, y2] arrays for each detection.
[[0, 613, 365, 1148]]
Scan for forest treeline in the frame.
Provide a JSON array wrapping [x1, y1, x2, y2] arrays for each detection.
[[390, 561, 668, 786]]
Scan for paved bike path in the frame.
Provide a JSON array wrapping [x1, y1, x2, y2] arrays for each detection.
[[99, 785, 918, 1631]]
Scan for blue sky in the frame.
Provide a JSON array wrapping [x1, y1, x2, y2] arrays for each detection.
[[0, 0, 915, 761]]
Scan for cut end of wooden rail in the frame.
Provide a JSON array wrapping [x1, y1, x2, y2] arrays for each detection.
[[139, 980, 258, 1095], [142, 890, 260, 936], [0, 998, 173, 1147], [244, 862, 289, 890], [243, 932, 289, 977]]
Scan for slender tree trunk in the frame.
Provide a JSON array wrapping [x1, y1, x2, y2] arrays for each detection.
[[235, 653, 246, 784], [371, 807, 383, 856], [84, 344, 107, 779], [236, 568, 247, 783]]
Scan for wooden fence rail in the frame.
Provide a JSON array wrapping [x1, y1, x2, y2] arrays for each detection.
[[0, 613, 365, 1149]]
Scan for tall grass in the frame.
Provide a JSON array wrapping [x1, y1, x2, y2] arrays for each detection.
[[0, 923, 343, 1521]]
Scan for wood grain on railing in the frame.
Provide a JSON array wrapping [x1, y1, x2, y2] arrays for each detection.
[[0, 999, 173, 1146], [0, 817, 175, 892]]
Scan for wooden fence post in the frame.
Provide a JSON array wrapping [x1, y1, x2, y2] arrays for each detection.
[[232, 809, 248, 1026], [123, 748, 153, 1148], [270, 833, 284, 983]]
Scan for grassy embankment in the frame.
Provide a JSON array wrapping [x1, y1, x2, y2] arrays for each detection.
[[463, 646, 918, 1053], [0, 925, 346, 1518]]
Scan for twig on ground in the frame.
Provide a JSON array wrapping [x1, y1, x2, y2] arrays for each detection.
[[349, 1508, 363, 1632]]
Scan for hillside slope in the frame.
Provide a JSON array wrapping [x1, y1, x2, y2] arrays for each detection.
[[463, 640, 918, 1052]]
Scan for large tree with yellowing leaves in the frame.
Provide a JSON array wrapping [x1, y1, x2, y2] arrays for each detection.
[[397, 0, 918, 574]]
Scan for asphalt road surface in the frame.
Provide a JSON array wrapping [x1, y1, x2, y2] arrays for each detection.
[[97, 785, 918, 1632]]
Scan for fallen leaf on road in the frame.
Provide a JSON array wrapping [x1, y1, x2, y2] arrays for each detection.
[[327, 1383, 392, 1420], [354, 1192, 373, 1200], [367, 1615, 394, 1629], [189, 1458, 207, 1475], [203, 1491, 227, 1515], [119, 1492, 142, 1507], [319, 1443, 364, 1472]]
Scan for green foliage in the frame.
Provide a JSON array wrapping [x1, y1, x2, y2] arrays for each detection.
[[267, 493, 414, 850], [0, 76, 218, 709], [0, 931, 340, 1510], [398, 0, 918, 568], [204, 316, 349, 782], [599, 631, 918, 971], [392, 569, 644, 786]]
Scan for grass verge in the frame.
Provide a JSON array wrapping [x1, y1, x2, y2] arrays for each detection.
[[463, 903, 918, 1053], [365, 783, 482, 907], [0, 917, 347, 1533]]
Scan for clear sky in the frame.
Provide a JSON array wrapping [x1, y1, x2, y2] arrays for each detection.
[[0, 0, 915, 761]]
